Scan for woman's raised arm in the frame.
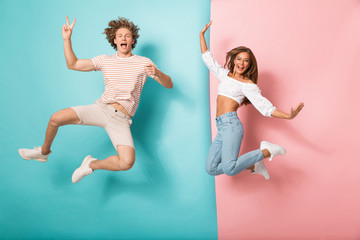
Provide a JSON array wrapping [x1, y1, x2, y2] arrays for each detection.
[[199, 20, 212, 54]]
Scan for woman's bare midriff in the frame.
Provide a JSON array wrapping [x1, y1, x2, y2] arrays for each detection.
[[109, 102, 131, 117], [216, 95, 240, 117]]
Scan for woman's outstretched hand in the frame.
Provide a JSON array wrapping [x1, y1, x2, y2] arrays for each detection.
[[200, 20, 212, 35], [271, 102, 304, 119], [62, 16, 76, 40], [288, 102, 304, 119]]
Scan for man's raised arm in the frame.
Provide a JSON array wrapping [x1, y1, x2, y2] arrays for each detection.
[[62, 16, 95, 72]]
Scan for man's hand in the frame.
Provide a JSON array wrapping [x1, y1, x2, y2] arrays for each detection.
[[145, 65, 159, 77], [62, 16, 76, 40], [145, 65, 172, 88]]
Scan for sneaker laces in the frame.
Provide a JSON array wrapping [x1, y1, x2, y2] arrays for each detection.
[[83, 168, 93, 175]]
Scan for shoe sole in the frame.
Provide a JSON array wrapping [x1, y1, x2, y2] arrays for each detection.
[[18, 149, 47, 162]]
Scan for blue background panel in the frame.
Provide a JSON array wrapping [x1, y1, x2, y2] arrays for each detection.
[[0, 0, 217, 239]]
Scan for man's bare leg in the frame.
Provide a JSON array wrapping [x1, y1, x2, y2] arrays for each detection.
[[19, 108, 80, 161], [72, 146, 135, 183], [41, 108, 80, 155], [89, 145, 135, 171]]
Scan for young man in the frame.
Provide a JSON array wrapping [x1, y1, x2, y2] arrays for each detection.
[[19, 16, 173, 183]]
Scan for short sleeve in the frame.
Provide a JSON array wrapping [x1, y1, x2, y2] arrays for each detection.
[[146, 58, 157, 79], [91, 55, 105, 71], [201, 50, 228, 81], [242, 84, 276, 117]]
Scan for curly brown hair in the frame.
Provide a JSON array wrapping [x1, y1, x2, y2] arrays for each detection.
[[104, 17, 140, 50], [225, 46, 258, 106]]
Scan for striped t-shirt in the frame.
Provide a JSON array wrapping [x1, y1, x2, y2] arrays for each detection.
[[92, 54, 156, 117]]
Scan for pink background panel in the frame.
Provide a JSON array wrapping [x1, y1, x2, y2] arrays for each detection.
[[209, 0, 360, 239]]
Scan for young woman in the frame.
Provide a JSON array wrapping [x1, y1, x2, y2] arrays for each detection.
[[200, 21, 304, 179]]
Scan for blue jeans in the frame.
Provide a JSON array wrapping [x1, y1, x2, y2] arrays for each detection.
[[206, 112, 264, 176]]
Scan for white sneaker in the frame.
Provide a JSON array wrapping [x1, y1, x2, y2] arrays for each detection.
[[251, 161, 270, 180], [260, 141, 286, 161], [72, 155, 96, 183], [18, 146, 50, 162]]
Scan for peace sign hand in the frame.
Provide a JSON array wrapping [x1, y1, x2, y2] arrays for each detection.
[[62, 16, 76, 40]]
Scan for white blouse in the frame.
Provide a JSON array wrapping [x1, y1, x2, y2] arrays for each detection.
[[202, 50, 276, 117]]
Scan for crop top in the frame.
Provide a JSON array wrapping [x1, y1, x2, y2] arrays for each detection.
[[202, 50, 276, 117]]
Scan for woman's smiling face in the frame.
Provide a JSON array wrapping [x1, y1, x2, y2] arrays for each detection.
[[233, 52, 251, 76]]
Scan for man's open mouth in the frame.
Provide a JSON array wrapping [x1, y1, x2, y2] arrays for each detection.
[[120, 43, 127, 49]]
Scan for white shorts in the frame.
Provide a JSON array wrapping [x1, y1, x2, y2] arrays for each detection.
[[71, 100, 134, 149]]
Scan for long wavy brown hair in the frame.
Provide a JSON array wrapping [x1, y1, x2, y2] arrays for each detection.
[[104, 17, 140, 50], [225, 46, 258, 106]]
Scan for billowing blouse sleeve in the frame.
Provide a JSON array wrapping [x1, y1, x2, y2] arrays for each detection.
[[242, 84, 276, 117], [201, 50, 228, 81]]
